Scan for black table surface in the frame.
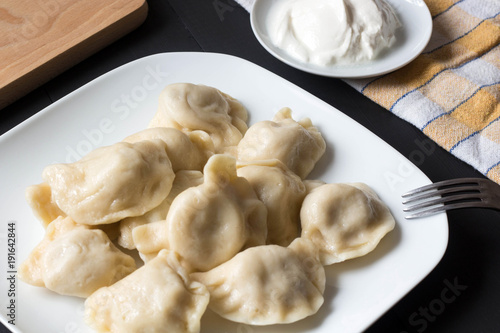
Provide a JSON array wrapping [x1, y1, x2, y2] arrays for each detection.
[[1, 1, 499, 332]]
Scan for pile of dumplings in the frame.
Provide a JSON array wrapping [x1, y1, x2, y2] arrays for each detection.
[[19, 83, 396, 332]]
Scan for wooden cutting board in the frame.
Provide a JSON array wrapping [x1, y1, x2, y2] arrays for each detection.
[[0, 0, 148, 109]]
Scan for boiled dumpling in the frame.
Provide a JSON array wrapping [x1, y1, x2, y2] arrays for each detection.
[[84, 249, 209, 333], [236, 159, 306, 246], [134, 154, 268, 271], [25, 182, 65, 228], [42, 140, 175, 225], [19, 216, 84, 287], [237, 107, 326, 179], [41, 229, 136, 297], [118, 170, 204, 250], [148, 83, 248, 153], [191, 238, 325, 325], [18, 216, 136, 297], [300, 182, 396, 265], [132, 218, 171, 262], [123, 127, 213, 172]]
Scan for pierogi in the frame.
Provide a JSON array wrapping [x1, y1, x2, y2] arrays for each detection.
[[25, 182, 65, 228], [149, 83, 248, 154], [20, 82, 397, 332], [300, 182, 396, 265], [191, 238, 325, 325], [236, 159, 306, 246], [134, 154, 268, 271], [19, 216, 136, 298], [118, 170, 204, 250], [85, 250, 209, 333], [237, 107, 326, 179], [43, 140, 175, 225], [19, 216, 84, 287], [123, 127, 213, 172]]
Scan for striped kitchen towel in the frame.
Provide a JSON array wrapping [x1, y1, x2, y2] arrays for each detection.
[[346, 0, 500, 185], [237, 0, 500, 185]]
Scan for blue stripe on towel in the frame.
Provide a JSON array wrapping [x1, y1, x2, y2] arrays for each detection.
[[486, 160, 500, 176], [361, 10, 500, 94], [432, 0, 466, 19], [388, 47, 497, 114], [423, 11, 500, 55], [450, 116, 500, 153], [421, 81, 500, 131]]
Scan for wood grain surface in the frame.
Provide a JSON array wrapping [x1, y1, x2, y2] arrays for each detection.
[[0, 0, 148, 109]]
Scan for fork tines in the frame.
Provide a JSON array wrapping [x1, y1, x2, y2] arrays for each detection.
[[402, 178, 490, 219]]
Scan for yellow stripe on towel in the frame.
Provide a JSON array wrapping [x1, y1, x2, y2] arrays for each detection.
[[451, 85, 500, 131], [424, 0, 457, 17], [482, 117, 500, 146], [487, 164, 500, 184], [423, 116, 475, 150]]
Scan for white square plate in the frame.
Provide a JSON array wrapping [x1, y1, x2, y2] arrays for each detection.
[[0, 52, 448, 333]]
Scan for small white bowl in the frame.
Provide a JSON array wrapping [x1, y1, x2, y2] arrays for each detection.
[[250, 0, 433, 78]]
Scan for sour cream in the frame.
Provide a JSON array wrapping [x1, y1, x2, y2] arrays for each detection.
[[268, 0, 401, 66]]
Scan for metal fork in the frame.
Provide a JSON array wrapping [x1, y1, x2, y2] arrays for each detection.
[[402, 178, 500, 219]]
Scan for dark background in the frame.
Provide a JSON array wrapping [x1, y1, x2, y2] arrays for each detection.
[[2, 0, 499, 332]]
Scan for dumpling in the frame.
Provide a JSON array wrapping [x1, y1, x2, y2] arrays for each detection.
[[18, 216, 136, 297], [191, 238, 325, 325], [132, 218, 170, 263], [85, 249, 209, 333], [123, 127, 214, 172], [25, 182, 65, 228], [134, 154, 268, 271], [300, 182, 396, 265], [42, 140, 175, 225], [148, 83, 248, 153], [24, 185, 122, 242], [41, 229, 136, 297], [236, 107, 326, 179], [19, 216, 84, 287], [118, 170, 204, 250], [236, 159, 306, 246]]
